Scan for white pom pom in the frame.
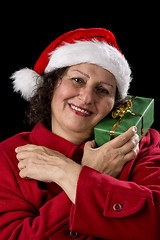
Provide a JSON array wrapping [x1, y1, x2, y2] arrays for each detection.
[[10, 68, 41, 101]]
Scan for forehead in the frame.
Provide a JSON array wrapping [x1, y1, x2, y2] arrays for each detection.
[[67, 63, 116, 83]]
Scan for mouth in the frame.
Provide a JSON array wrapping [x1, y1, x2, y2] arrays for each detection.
[[68, 103, 93, 117]]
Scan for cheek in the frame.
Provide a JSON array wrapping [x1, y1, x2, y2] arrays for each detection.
[[51, 81, 79, 113], [52, 83, 73, 104], [97, 97, 115, 118]]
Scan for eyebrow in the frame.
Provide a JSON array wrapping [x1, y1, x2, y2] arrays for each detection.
[[72, 70, 90, 78], [72, 69, 114, 88], [99, 81, 114, 88]]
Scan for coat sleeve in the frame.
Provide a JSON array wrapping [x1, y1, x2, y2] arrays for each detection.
[[0, 147, 72, 240], [69, 129, 160, 240]]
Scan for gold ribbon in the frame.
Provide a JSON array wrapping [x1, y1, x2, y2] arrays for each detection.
[[110, 96, 144, 140]]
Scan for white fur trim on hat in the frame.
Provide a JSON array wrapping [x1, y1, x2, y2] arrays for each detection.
[[11, 40, 132, 101], [45, 40, 132, 100], [10, 68, 41, 101]]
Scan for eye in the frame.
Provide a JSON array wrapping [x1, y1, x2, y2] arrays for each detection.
[[72, 78, 85, 86], [96, 87, 109, 95]]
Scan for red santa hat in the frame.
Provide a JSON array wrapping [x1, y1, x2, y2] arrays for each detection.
[[11, 28, 132, 101]]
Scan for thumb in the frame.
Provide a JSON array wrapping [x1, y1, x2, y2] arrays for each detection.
[[84, 140, 96, 149]]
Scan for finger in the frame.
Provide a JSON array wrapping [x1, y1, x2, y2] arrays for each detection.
[[110, 126, 137, 148], [16, 150, 34, 161], [16, 151, 26, 161], [16, 150, 45, 162], [84, 140, 96, 150], [15, 144, 41, 153], [19, 163, 52, 182], [18, 160, 27, 170], [121, 134, 139, 155], [19, 167, 29, 179], [123, 144, 139, 163]]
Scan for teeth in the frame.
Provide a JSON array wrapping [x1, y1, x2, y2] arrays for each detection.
[[70, 104, 91, 115]]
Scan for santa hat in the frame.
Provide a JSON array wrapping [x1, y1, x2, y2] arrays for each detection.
[[11, 28, 132, 101]]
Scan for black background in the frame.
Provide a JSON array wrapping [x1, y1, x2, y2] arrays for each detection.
[[1, 4, 159, 142]]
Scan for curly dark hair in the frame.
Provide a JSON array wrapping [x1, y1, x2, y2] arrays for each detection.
[[26, 67, 122, 129], [26, 67, 68, 128]]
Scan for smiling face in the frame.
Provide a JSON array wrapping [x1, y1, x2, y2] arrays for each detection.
[[51, 63, 117, 145]]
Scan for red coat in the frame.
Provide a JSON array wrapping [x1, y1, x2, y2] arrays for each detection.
[[0, 123, 159, 240]]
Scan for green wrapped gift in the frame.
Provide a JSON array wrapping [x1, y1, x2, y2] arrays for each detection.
[[94, 96, 154, 147]]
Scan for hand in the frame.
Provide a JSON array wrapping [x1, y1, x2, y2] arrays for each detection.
[[82, 126, 139, 178], [16, 144, 69, 183], [16, 144, 82, 203]]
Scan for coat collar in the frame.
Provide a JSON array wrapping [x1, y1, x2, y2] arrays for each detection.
[[29, 122, 84, 163]]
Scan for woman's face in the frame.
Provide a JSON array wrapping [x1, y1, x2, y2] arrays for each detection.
[[51, 63, 117, 144]]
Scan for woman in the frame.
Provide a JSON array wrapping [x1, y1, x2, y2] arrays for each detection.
[[0, 28, 159, 239]]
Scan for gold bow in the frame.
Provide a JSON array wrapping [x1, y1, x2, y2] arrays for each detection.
[[111, 97, 134, 119], [110, 96, 143, 140]]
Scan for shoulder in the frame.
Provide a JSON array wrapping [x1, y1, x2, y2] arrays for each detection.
[[0, 132, 31, 184], [0, 131, 31, 153], [0, 131, 31, 175], [140, 128, 160, 150], [135, 128, 160, 169]]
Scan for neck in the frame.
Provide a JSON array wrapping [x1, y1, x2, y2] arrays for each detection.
[[51, 125, 93, 146]]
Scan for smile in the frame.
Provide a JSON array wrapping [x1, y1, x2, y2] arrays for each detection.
[[68, 103, 92, 116]]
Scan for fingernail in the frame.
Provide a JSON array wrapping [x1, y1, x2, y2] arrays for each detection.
[[15, 147, 19, 153], [133, 126, 137, 133]]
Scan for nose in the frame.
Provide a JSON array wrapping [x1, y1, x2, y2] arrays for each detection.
[[78, 87, 93, 105]]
